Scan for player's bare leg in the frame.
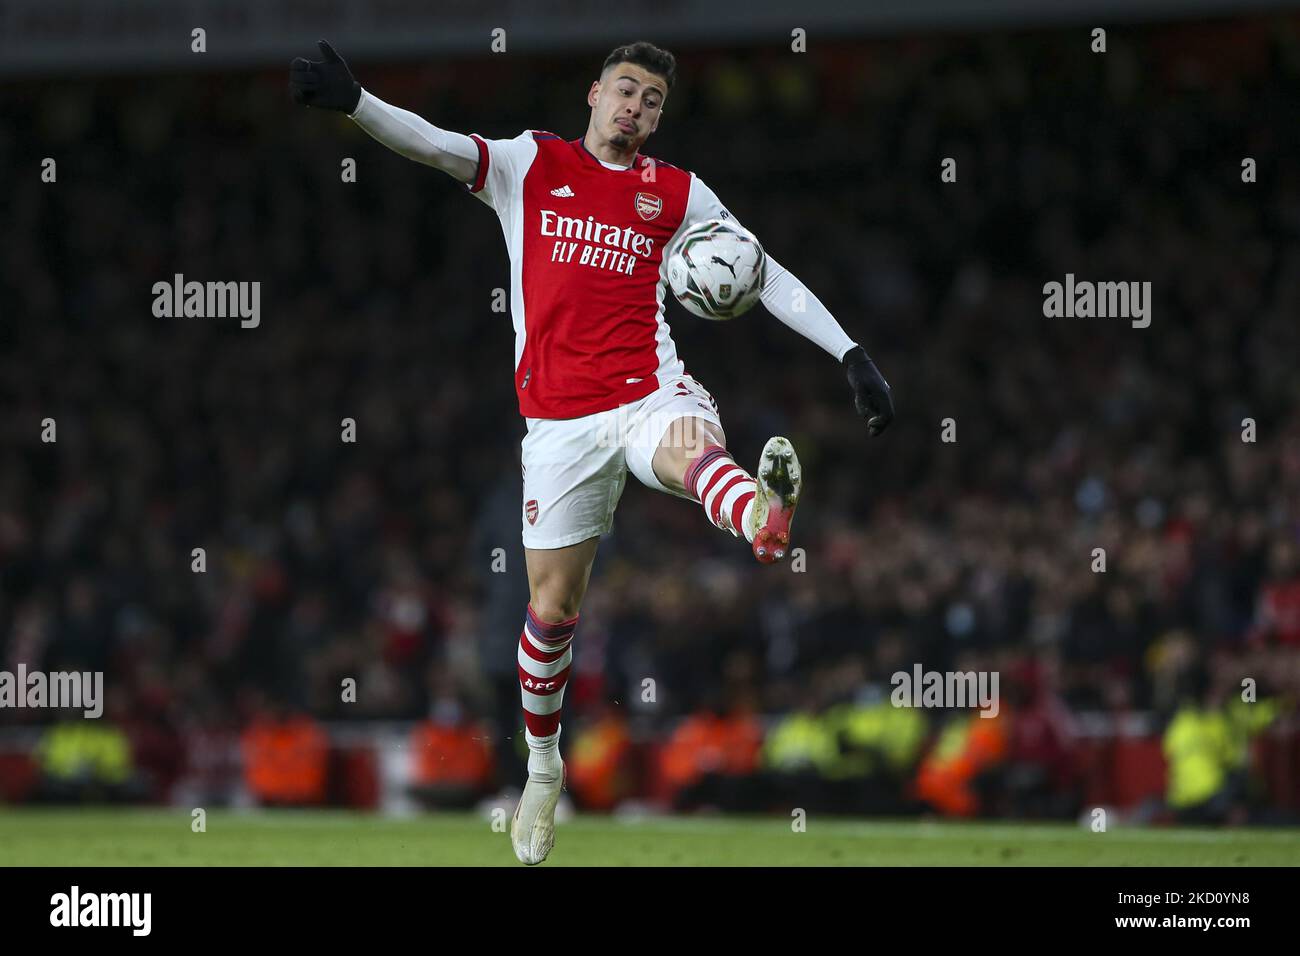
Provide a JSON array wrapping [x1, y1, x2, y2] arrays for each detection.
[[653, 417, 802, 564], [651, 415, 727, 493], [511, 536, 598, 865]]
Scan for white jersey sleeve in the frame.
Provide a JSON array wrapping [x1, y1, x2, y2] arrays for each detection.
[[348, 89, 538, 218], [683, 175, 858, 362], [349, 89, 481, 182], [464, 131, 539, 215]]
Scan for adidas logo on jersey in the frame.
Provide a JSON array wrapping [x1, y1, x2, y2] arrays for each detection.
[[550, 185, 575, 197]]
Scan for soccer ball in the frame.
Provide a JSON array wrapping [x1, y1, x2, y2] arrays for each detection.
[[666, 218, 766, 320]]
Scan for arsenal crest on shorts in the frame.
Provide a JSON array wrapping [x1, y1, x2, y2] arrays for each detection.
[[634, 192, 662, 221], [525, 499, 539, 525]]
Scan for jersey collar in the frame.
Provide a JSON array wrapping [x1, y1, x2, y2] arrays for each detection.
[[572, 137, 640, 172]]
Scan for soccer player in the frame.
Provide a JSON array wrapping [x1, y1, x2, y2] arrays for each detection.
[[290, 40, 894, 863]]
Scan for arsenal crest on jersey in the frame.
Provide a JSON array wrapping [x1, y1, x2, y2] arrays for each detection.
[[525, 499, 539, 525], [634, 192, 662, 221]]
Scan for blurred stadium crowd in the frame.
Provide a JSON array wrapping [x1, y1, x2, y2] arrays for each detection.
[[1, 17, 1298, 823]]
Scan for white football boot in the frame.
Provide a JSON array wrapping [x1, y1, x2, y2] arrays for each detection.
[[749, 436, 802, 564], [511, 761, 566, 865]]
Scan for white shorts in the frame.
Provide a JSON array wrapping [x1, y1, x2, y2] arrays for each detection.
[[520, 374, 724, 549]]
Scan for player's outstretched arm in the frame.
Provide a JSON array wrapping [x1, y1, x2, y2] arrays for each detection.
[[684, 175, 895, 435], [289, 40, 479, 184], [760, 259, 895, 437]]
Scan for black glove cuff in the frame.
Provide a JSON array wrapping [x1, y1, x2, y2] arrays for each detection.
[[842, 345, 869, 368]]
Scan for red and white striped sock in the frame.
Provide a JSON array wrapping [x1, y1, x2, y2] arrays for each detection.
[[518, 603, 575, 780], [684, 444, 757, 542]]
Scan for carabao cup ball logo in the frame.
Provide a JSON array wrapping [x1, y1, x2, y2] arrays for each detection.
[[666, 219, 766, 321]]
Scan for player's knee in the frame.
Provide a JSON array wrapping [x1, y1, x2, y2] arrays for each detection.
[[679, 417, 725, 456], [530, 580, 587, 624], [530, 591, 583, 623], [655, 418, 725, 486]]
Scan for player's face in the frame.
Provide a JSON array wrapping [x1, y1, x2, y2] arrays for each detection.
[[588, 63, 667, 152]]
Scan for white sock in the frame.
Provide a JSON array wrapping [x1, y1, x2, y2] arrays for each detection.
[[526, 727, 563, 781], [738, 497, 755, 542]]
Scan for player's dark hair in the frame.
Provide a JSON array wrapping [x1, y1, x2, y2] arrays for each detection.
[[601, 41, 676, 91]]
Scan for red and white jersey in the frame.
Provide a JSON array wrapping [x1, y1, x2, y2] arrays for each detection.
[[466, 130, 732, 420]]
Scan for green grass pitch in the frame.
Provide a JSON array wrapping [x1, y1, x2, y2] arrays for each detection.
[[1, 809, 1297, 866]]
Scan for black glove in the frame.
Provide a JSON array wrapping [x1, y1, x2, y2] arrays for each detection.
[[843, 345, 894, 436], [290, 40, 362, 114]]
